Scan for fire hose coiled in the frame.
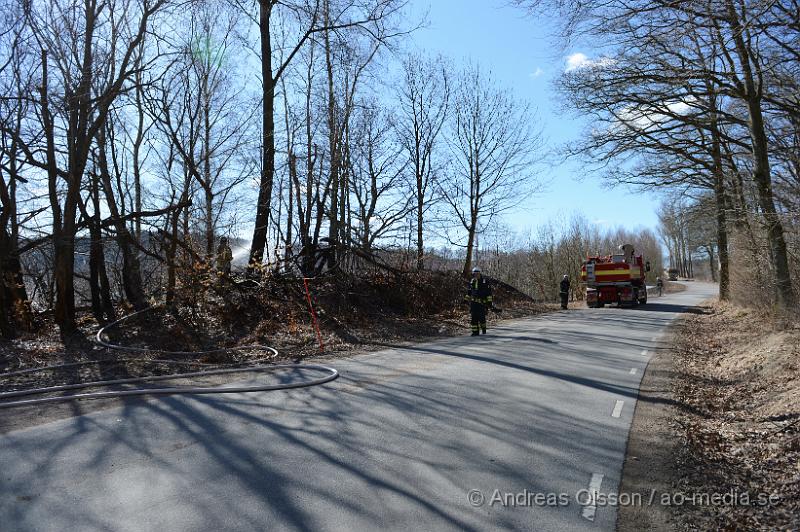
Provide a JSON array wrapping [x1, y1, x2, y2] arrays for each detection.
[[0, 307, 338, 409]]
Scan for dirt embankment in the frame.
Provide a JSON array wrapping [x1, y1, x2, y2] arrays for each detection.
[[619, 301, 800, 531]]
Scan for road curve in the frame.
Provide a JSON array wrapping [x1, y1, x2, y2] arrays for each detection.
[[0, 282, 716, 532]]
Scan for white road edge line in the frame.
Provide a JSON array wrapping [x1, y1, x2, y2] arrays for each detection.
[[581, 473, 604, 521], [612, 400, 624, 418], [640, 349, 648, 356], [629, 368, 637, 375]]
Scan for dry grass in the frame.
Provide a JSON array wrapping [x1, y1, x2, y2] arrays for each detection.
[[670, 301, 800, 530]]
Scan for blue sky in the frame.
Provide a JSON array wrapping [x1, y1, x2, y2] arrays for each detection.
[[403, 0, 663, 234]]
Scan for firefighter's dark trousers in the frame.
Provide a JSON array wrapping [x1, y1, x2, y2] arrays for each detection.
[[470, 302, 487, 334], [560, 292, 568, 309]]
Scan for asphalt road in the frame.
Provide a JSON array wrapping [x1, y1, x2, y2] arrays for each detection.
[[0, 282, 716, 532]]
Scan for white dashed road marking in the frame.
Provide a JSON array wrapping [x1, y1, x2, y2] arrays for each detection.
[[581, 473, 604, 521], [629, 368, 637, 375], [612, 400, 624, 418]]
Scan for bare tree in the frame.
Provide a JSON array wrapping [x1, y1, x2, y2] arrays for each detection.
[[347, 104, 411, 251], [441, 63, 545, 276], [0, 10, 34, 336], [659, 196, 695, 279], [18, 0, 172, 337], [242, 0, 409, 267], [720, 0, 795, 307], [395, 53, 449, 270]]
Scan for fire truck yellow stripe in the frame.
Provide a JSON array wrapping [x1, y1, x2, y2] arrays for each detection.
[[593, 270, 632, 276]]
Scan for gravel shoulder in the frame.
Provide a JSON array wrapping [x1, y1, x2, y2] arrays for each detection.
[[616, 325, 682, 532]]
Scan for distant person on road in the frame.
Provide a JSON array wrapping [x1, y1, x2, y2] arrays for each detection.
[[216, 237, 233, 275], [656, 276, 664, 297], [464, 266, 493, 336], [559, 275, 570, 309]]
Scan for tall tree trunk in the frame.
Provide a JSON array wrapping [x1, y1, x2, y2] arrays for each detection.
[[705, 87, 731, 299], [708, 244, 717, 283], [416, 189, 424, 270], [182, 167, 191, 266], [87, 215, 103, 322], [298, 46, 315, 271], [41, 49, 78, 337], [133, 70, 145, 241], [53, 183, 80, 338], [202, 76, 214, 258], [0, 118, 32, 337], [98, 127, 148, 310], [88, 180, 116, 322], [463, 218, 477, 277], [0, 165, 15, 337], [80, 188, 105, 324], [165, 207, 180, 305], [0, 241, 30, 337], [414, 118, 425, 270], [0, 257, 11, 337], [726, 0, 795, 307], [711, 130, 730, 299], [204, 187, 214, 258], [324, 12, 340, 260], [249, 0, 276, 267], [286, 153, 296, 270]]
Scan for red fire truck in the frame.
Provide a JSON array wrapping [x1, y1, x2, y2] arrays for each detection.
[[580, 244, 650, 308]]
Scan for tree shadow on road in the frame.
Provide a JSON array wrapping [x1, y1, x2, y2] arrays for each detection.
[[396, 343, 707, 419], [1, 364, 624, 532], [1, 296, 715, 531]]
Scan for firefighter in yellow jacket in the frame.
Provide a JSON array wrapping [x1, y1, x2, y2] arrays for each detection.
[[464, 266, 493, 336]]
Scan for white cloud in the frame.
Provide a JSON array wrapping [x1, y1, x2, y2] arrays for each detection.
[[565, 53, 590, 71], [618, 98, 697, 131], [665, 101, 692, 115], [565, 52, 616, 72], [529, 67, 544, 78]]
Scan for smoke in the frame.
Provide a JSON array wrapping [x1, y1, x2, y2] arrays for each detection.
[[231, 245, 250, 266]]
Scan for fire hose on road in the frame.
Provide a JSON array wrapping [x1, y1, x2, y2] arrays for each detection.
[[0, 307, 339, 410]]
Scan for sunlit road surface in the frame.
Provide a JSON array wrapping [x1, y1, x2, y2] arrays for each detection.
[[0, 283, 716, 531]]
